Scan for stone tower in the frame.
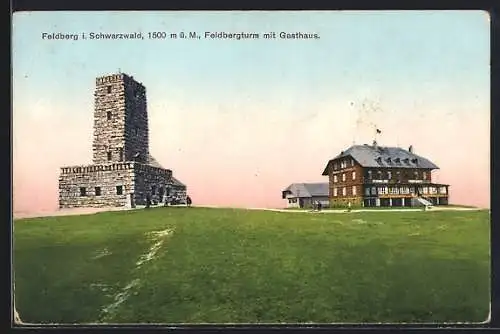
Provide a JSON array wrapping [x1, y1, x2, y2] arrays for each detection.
[[93, 73, 149, 164], [58, 72, 188, 209]]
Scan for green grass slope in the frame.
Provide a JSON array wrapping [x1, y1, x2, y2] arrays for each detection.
[[13, 207, 490, 324]]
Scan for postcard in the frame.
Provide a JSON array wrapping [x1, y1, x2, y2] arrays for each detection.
[[12, 10, 490, 325]]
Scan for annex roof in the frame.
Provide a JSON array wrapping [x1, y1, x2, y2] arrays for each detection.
[[282, 183, 329, 198]]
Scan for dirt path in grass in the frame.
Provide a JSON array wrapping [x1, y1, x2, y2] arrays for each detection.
[[13, 205, 485, 220]]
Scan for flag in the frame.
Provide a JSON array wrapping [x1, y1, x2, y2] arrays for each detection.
[[376, 128, 382, 134]]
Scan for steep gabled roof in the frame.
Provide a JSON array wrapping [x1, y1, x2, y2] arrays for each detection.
[[147, 154, 164, 169], [171, 176, 186, 188], [282, 183, 329, 198], [147, 154, 187, 189], [322, 144, 439, 175]]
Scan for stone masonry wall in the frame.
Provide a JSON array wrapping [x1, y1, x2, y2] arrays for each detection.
[[133, 163, 172, 205], [124, 75, 149, 163], [93, 74, 127, 164], [59, 162, 135, 208]]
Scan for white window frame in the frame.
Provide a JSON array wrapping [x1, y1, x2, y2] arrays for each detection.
[[352, 171, 356, 180], [352, 186, 357, 195], [378, 186, 388, 195], [333, 187, 338, 197], [342, 187, 346, 196], [333, 175, 338, 183], [342, 173, 346, 182]]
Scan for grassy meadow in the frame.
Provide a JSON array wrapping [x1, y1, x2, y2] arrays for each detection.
[[13, 207, 490, 324]]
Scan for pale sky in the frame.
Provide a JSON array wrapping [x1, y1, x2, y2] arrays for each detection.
[[12, 11, 490, 213]]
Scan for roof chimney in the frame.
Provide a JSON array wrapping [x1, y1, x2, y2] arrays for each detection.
[[408, 145, 413, 153]]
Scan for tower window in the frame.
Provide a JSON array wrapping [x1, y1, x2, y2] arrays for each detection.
[[116, 185, 123, 195], [95, 187, 101, 196], [107, 152, 112, 161], [151, 185, 156, 195], [134, 127, 139, 136], [107, 111, 112, 120], [80, 187, 87, 196], [107, 86, 112, 94], [119, 148, 123, 161]]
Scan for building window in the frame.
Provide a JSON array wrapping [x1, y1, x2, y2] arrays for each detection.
[[340, 160, 347, 169], [377, 170, 382, 179], [107, 86, 112, 94], [401, 187, 410, 194], [342, 173, 346, 182], [352, 171, 356, 180], [389, 187, 399, 195], [352, 186, 357, 195], [439, 187, 447, 194], [414, 171, 419, 179], [151, 185, 156, 195], [333, 175, 338, 183], [365, 187, 370, 196], [368, 170, 373, 179], [134, 127, 139, 136], [378, 186, 388, 195], [333, 187, 338, 197], [351, 159, 354, 166], [107, 151, 112, 161], [333, 163, 338, 170], [423, 171, 427, 180], [116, 185, 123, 195], [342, 187, 346, 196], [371, 187, 376, 195], [80, 187, 87, 196], [107, 111, 112, 120], [119, 148, 123, 161], [387, 171, 392, 179], [422, 187, 428, 194]]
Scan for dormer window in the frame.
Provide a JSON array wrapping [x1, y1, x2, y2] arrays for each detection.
[[107, 86, 112, 94], [411, 158, 418, 164], [404, 158, 410, 164], [107, 111, 112, 120], [376, 157, 382, 164], [395, 158, 401, 163], [386, 157, 392, 163]]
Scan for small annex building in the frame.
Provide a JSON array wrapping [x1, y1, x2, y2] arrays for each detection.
[[281, 183, 330, 209]]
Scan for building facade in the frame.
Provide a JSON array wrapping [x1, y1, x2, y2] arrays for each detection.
[[281, 183, 330, 209], [59, 72, 187, 208], [321, 142, 449, 208]]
